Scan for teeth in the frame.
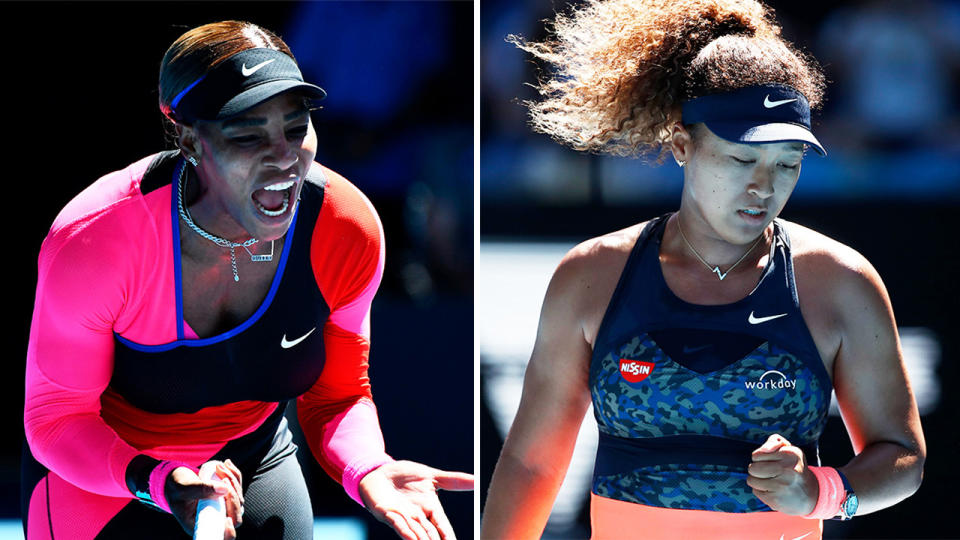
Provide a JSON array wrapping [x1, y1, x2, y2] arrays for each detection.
[[742, 209, 763, 216], [264, 180, 295, 191], [256, 191, 290, 217]]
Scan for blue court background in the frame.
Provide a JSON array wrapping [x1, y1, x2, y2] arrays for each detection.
[[5, 2, 472, 539], [0, 519, 364, 540]]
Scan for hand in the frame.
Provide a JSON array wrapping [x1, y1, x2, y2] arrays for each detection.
[[747, 434, 819, 515], [165, 459, 244, 539], [359, 460, 474, 540]]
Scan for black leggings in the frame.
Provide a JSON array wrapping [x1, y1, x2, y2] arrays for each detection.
[[23, 408, 315, 540]]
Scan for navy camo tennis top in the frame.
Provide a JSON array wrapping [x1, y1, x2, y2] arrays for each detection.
[[589, 214, 833, 513]]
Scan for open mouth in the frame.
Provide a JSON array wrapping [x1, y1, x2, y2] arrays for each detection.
[[252, 180, 296, 218]]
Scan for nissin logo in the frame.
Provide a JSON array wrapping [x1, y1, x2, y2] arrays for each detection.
[[619, 359, 655, 383], [745, 370, 797, 391]]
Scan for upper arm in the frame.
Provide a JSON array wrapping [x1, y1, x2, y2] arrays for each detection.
[[299, 170, 390, 485], [24, 213, 143, 496], [829, 252, 925, 457], [29, 222, 125, 392], [500, 247, 596, 472], [301, 168, 384, 407], [310, 166, 384, 340]]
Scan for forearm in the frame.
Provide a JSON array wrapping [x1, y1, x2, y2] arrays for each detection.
[[24, 370, 142, 497], [481, 451, 568, 540], [299, 397, 393, 504], [837, 439, 924, 516]]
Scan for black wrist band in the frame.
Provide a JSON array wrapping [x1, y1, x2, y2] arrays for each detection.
[[836, 469, 853, 493], [832, 469, 858, 521], [125, 454, 162, 506]]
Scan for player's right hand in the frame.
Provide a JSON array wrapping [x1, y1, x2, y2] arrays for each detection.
[[166, 459, 244, 539]]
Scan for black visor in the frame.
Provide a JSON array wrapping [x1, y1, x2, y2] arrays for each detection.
[[681, 84, 826, 156], [170, 48, 326, 123]]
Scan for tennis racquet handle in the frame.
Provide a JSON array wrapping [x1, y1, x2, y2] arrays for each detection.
[[193, 462, 227, 540]]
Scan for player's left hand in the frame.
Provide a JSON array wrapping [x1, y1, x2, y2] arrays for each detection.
[[358, 460, 474, 540], [747, 433, 819, 515]]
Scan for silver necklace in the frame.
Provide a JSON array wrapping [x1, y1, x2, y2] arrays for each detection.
[[176, 161, 273, 282], [675, 215, 764, 281]]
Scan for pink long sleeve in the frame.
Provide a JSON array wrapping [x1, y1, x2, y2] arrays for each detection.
[[297, 167, 393, 505], [23, 161, 157, 497]]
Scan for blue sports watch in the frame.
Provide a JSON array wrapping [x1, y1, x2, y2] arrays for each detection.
[[835, 470, 858, 520]]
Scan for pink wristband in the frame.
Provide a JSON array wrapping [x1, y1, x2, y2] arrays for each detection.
[[343, 454, 395, 506], [148, 460, 191, 513], [803, 466, 845, 520]]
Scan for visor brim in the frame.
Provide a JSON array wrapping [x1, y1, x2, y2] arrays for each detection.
[[705, 121, 827, 156], [215, 80, 327, 120]]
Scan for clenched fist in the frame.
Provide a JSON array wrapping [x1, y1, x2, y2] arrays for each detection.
[[746, 434, 819, 515]]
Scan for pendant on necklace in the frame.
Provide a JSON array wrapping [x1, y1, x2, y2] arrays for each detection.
[[711, 266, 730, 281], [245, 240, 275, 263]]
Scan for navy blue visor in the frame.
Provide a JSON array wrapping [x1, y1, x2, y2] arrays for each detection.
[[170, 48, 326, 123], [681, 84, 826, 156]]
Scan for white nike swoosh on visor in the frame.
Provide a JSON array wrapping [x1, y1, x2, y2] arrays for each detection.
[[764, 96, 799, 108], [748, 311, 788, 324], [242, 59, 275, 77], [281, 327, 316, 349]]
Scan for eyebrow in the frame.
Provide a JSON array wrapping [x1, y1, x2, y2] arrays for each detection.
[[221, 108, 309, 129], [735, 143, 805, 155]]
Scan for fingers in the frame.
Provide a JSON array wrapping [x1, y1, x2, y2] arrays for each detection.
[[383, 511, 418, 540], [195, 460, 243, 532], [215, 460, 244, 526], [425, 503, 457, 540], [748, 455, 798, 478], [224, 516, 237, 540], [410, 511, 441, 540], [749, 435, 794, 491], [380, 508, 446, 540], [219, 460, 243, 497], [167, 466, 228, 513], [745, 471, 776, 493], [752, 433, 790, 457], [194, 463, 231, 499], [746, 449, 804, 494], [431, 470, 475, 492]]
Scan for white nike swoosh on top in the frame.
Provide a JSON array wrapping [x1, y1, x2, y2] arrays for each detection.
[[281, 327, 316, 349], [763, 95, 799, 108], [748, 311, 788, 324], [779, 532, 812, 540], [241, 59, 275, 77]]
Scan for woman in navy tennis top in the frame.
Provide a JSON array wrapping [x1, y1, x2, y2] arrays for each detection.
[[481, 1, 926, 539]]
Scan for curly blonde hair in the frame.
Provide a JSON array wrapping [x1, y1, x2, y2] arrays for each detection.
[[510, 0, 825, 158]]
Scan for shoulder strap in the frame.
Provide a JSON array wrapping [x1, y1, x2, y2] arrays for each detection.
[[304, 162, 328, 189], [140, 150, 182, 195], [591, 213, 671, 355]]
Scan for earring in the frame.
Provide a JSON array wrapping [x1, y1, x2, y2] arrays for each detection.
[[676, 160, 685, 168], [187, 156, 199, 167]]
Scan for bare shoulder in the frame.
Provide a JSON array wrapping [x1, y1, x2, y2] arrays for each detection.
[[553, 222, 646, 288], [546, 221, 649, 345], [561, 221, 647, 268]]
